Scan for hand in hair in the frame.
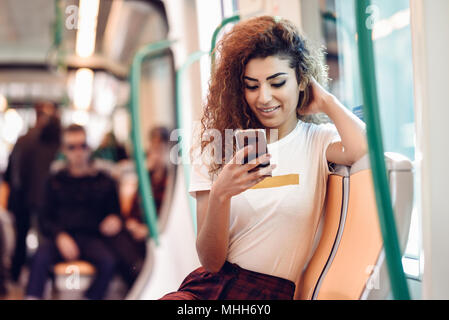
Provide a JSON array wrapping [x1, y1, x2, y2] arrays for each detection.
[[297, 77, 334, 116]]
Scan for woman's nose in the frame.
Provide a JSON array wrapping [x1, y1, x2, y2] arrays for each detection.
[[258, 84, 272, 105]]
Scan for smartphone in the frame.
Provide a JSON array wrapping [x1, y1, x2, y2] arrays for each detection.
[[235, 129, 271, 176]]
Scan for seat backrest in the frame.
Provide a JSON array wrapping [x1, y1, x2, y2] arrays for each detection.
[[298, 153, 413, 300]]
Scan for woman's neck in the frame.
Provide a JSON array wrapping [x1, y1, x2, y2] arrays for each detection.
[[266, 118, 299, 143]]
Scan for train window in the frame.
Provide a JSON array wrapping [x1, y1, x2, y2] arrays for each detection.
[[323, 0, 421, 278], [195, 0, 238, 102]]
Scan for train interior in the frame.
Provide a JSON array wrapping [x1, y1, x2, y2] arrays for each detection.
[[0, 0, 448, 300]]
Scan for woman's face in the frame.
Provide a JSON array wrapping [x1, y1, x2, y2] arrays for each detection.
[[244, 55, 301, 137]]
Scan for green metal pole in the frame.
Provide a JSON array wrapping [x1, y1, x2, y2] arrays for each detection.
[[176, 14, 239, 230], [53, 0, 65, 69], [354, 0, 410, 299], [175, 50, 209, 234], [129, 40, 176, 246]]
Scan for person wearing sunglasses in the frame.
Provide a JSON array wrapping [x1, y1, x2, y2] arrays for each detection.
[[25, 124, 122, 300]]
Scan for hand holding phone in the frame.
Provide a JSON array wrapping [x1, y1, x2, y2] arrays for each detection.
[[235, 129, 271, 176]]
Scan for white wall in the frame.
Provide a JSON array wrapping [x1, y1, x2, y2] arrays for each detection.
[[164, 0, 205, 157], [410, 0, 449, 299]]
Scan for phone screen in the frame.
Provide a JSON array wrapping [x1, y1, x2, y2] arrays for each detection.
[[235, 129, 270, 173]]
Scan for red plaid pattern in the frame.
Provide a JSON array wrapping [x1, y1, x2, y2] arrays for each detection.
[[160, 261, 295, 300]]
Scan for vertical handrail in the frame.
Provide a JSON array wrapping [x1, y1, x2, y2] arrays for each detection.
[[129, 40, 176, 246], [175, 50, 209, 235], [355, 0, 410, 299]]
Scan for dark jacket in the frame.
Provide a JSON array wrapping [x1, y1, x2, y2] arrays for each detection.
[[39, 168, 121, 239]]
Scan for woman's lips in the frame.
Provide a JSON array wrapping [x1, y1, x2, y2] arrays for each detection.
[[257, 105, 280, 116]]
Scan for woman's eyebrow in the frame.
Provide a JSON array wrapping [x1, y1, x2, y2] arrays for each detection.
[[266, 72, 287, 80], [244, 72, 288, 82]]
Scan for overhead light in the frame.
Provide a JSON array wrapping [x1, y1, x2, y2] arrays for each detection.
[[71, 110, 90, 126], [0, 94, 7, 112], [74, 68, 94, 110], [113, 108, 130, 143], [76, 0, 100, 58], [93, 73, 117, 116]]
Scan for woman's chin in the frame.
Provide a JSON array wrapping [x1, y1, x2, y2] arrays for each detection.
[[258, 118, 282, 130]]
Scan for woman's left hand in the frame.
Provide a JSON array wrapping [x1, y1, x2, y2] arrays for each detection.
[[297, 77, 333, 116]]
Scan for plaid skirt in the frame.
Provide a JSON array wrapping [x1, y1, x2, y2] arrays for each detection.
[[160, 261, 295, 300]]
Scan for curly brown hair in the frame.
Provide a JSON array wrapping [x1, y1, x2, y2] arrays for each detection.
[[197, 15, 328, 176]]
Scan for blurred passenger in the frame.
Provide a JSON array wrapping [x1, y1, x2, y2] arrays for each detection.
[[92, 131, 128, 163], [25, 124, 122, 300], [107, 126, 171, 287], [1, 101, 61, 283], [129, 126, 170, 218], [0, 200, 6, 298], [0, 232, 6, 298], [0, 173, 8, 297]]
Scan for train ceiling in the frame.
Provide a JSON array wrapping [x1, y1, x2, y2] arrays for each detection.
[[0, 0, 168, 103]]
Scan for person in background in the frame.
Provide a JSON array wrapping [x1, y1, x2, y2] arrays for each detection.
[[107, 126, 171, 288], [0, 101, 61, 283], [92, 131, 128, 163], [129, 126, 170, 221], [25, 124, 122, 300], [0, 186, 6, 298], [0, 173, 8, 297]]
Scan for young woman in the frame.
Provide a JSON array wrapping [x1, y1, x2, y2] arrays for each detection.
[[161, 15, 367, 300]]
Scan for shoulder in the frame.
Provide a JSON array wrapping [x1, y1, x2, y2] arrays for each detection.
[[94, 170, 118, 190], [298, 121, 338, 141], [94, 169, 115, 182]]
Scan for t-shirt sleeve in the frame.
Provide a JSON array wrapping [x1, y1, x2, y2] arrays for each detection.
[[188, 144, 214, 199], [316, 123, 341, 175]]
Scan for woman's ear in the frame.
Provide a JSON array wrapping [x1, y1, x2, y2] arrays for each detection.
[[298, 79, 308, 92]]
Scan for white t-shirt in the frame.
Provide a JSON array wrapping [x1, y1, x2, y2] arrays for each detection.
[[188, 120, 340, 283]]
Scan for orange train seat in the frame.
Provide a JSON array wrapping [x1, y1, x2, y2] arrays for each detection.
[[297, 152, 413, 300]]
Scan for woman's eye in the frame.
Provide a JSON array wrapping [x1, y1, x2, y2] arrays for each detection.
[[245, 84, 258, 90], [271, 80, 286, 88]]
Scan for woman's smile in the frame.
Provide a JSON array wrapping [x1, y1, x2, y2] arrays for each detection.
[[257, 105, 281, 115]]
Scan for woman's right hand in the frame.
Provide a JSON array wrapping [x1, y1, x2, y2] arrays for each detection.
[[211, 145, 276, 200]]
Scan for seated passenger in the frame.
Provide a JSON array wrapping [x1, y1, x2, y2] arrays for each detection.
[[0, 211, 7, 298], [106, 127, 170, 287], [129, 126, 170, 222], [160, 16, 367, 300], [0, 173, 8, 298], [92, 131, 128, 164], [25, 124, 122, 300]]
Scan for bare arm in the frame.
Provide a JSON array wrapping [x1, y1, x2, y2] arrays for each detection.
[[195, 190, 230, 273], [195, 146, 275, 273], [323, 95, 367, 166], [300, 78, 368, 166]]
